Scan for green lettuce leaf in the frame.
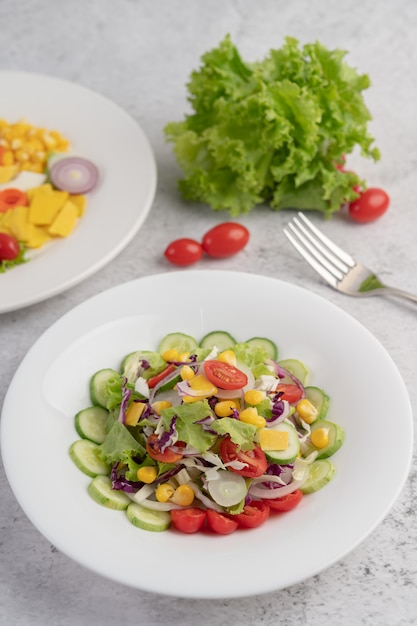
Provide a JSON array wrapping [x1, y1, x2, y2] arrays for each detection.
[[210, 417, 256, 451], [99, 420, 146, 465], [165, 35, 379, 217], [160, 400, 217, 453]]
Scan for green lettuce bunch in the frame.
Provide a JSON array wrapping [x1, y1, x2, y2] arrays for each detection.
[[165, 35, 380, 217]]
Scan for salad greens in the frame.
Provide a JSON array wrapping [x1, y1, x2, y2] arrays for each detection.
[[165, 35, 379, 217]]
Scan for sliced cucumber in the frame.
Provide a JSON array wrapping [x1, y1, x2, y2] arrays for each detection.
[[303, 420, 345, 459], [126, 502, 171, 532], [304, 386, 330, 419], [245, 337, 278, 360], [301, 459, 335, 494], [74, 406, 109, 444], [278, 358, 308, 384], [69, 439, 110, 477], [158, 332, 199, 354], [87, 475, 131, 510], [264, 421, 300, 464], [199, 330, 236, 351], [90, 368, 119, 408], [120, 351, 140, 373]]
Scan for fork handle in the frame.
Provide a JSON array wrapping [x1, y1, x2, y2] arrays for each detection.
[[383, 286, 417, 304]]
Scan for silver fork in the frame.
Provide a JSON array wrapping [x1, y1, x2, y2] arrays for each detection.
[[283, 212, 417, 304]]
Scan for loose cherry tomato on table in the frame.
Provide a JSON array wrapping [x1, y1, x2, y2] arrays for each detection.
[[203, 360, 248, 390], [164, 238, 203, 266], [202, 222, 249, 258], [219, 436, 267, 478], [275, 383, 304, 404], [145, 434, 185, 463], [267, 489, 303, 512], [171, 508, 207, 533], [206, 509, 239, 535], [0, 233, 20, 261], [234, 500, 270, 528], [348, 188, 390, 223]]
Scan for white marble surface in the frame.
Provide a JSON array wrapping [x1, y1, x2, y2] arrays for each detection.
[[1, 0, 416, 623]]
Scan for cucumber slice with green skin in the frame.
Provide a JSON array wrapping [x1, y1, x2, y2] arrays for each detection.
[[69, 439, 110, 477], [304, 386, 330, 419], [264, 421, 300, 464], [245, 337, 278, 360], [278, 359, 308, 384], [158, 332, 199, 355], [301, 459, 335, 494], [90, 368, 119, 408], [199, 330, 236, 352], [303, 420, 345, 459], [87, 475, 131, 510], [74, 406, 109, 444], [126, 502, 171, 532]]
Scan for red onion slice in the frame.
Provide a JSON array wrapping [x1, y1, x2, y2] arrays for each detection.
[[49, 156, 99, 194]]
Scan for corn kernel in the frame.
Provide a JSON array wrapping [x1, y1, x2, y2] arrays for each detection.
[[2, 151, 14, 166], [239, 407, 266, 429], [180, 365, 195, 380], [162, 348, 179, 362], [214, 400, 238, 417], [310, 427, 329, 449], [218, 350, 237, 366], [137, 466, 157, 484], [125, 401, 146, 426], [244, 389, 266, 405], [171, 484, 195, 506], [155, 483, 175, 503], [152, 400, 172, 415], [296, 399, 318, 424]]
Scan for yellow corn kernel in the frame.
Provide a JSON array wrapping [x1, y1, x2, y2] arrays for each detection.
[[152, 400, 172, 415], [218, 350, 237, 366], [162, 348, 179, 362], [14, 150, 29, 163], [244, 389, 266, 406], [178, 351, 190, 362], [2, 151, 14, 166], [239, 407, 266, 429], [155, 483, 175, 503], [214, 400, 238, 417], [310, 427, 329, 449], [125, 401, 146, 426], [171, 484, 195, 506], [180, 365, 195, 381], [136, 466, 157, 484], [296, 399, 318, 424]]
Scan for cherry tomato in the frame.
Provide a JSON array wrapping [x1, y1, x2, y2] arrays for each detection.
[[276, 383, 304, 404], [147, 364, 176, 389], [203, 360, 248, 390], [202, 222, 249, 258], [164, 238, 203, 266], [206, 509, 238, 535], [0, 188, 28, 213], [234, 500, 270, 529], [348, 188, 390, 223], [267, 489, 303, 512], [219, 437, 267, 478], [171, 508, 206, 533], [0, 233, 19, 261], [145, 434, 185, 463]]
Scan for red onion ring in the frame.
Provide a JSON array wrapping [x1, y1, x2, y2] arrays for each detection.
[[49, 156, 99, 194]]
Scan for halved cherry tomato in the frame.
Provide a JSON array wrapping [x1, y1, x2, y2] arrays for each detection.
[[348, 187, 390, 223], [0, 188, 28, 213], [276, 383, 304, 404], [147, 364, 176, 389], [219, 437, 267, 478], [204, 360, 247, 390], [202, 222, 249, 258], [171, 508, 206, 533], [0, 233, 19, 261], [164, 238, 203, 266], [206, 509, 238, 534], [145, 434, 185, 463], [267, 489, 303, 512], [234, 500, 270, 529]]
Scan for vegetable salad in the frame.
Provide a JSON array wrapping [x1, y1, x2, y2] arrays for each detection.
[[70, 331, 345, 534]]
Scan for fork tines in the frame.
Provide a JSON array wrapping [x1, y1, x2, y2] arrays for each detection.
[[283, 212, 355, 287]]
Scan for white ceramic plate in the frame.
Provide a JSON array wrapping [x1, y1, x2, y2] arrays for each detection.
[[0, 71, 156, 313], [1, 271, 413, 599]]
